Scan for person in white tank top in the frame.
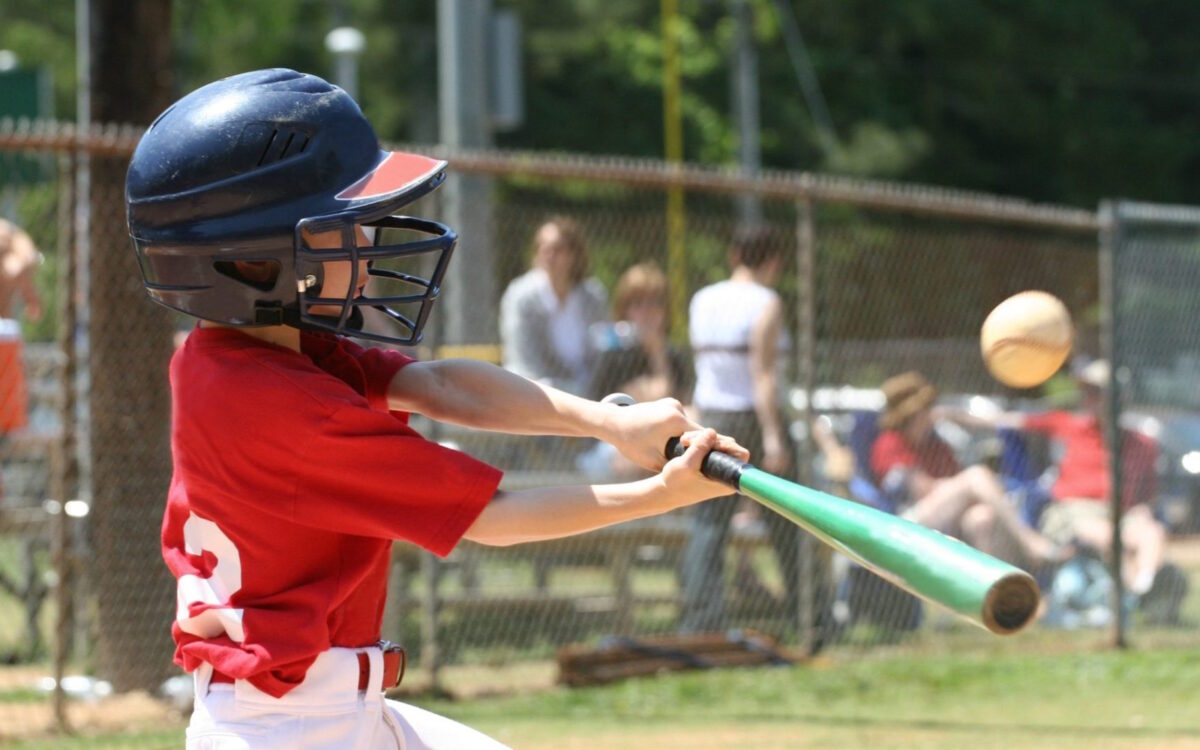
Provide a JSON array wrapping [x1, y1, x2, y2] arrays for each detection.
[[690, 281, 788, 424], [679, 226, 801, 635]]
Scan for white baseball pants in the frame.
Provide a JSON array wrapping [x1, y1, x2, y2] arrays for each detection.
[[186, 647, 511, 750]]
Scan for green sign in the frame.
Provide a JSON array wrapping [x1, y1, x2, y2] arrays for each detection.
[[0, 68, 40, 118], [0, 67, 50, 185]]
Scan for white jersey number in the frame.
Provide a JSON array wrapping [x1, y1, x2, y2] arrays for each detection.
[[175, 512, 246, 642]]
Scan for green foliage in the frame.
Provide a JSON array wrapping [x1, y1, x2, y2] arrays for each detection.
[[6, 1, 1200, 206], [0, 1, 76, 119]]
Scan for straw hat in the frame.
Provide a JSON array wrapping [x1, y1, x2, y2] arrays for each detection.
[[879, 371, 938, 430]]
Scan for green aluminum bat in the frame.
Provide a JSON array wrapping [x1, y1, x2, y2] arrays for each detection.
[[665, 438, 1040, 635]]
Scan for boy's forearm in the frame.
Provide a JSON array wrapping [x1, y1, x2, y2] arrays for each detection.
[[463, 479, 679, 547], [391, 358, 615, 440]]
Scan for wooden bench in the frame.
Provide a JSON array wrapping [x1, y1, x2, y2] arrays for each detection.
[[386, 470, 772, 639]]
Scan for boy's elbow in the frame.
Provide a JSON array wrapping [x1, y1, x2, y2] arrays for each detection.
[[461, 527, 529, 548], [462, 504, 524, 547]]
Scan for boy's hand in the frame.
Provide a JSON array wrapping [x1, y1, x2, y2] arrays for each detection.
[[659, 428, 744, 505], [604, 398, 747, 472]]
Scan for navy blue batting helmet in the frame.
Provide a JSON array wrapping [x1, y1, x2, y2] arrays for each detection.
[[126, 68, 456, 345]]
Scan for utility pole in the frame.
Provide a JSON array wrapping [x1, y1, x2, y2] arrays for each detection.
[[732, 0, 762, 225], [437, 0, 496, 348]]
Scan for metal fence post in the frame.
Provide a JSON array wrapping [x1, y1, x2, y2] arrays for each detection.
[[1098, 199, 1127, 649], [45, 143, 83, 732], [794, 190, 819, 650]]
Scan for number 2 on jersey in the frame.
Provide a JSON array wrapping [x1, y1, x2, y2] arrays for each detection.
[[176, 512, 246, 642]]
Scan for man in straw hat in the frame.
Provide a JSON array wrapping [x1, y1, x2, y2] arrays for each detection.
[[870, 371, 1068, 568]]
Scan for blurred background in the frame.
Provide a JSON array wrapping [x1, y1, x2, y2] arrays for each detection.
[[1, 2, 1199, 748]]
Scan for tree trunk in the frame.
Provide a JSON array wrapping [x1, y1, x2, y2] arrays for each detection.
[[88, 0, 177, 694]]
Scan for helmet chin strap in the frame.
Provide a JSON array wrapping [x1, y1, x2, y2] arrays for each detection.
[[269, 303, 366, 335]]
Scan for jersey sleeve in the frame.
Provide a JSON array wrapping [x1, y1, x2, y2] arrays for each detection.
[[291, 406, 502, 556], [339, 339, 416, 413]]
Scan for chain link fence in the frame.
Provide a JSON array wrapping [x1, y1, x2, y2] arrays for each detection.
[[0, 121, 1196, 737], [1104, 201, 1200, 645]]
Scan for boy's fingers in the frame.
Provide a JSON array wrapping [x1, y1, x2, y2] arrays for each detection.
[[674, 429, 748, 464], [676, 428, 718, 468], [686, 431, 749, 460], [713, 433, 749, 461]]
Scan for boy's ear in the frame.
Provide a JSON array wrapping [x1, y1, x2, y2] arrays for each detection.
[[233, 260, 277, 283], [213, 260, 281, 291]]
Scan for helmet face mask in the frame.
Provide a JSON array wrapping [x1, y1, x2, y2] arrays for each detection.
[[126, 68, 455, 346], [293, 214, 457, 345]]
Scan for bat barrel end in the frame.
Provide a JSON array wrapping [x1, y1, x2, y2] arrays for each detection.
[[982, 572, 1041, 635]]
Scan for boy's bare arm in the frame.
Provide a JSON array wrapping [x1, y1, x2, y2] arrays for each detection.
[[389, 358, 743, 471], [463, 429, 733, 546]]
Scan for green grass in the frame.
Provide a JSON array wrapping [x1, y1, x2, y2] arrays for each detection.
[[3, 643, 1200, 748], [0, 687, 44, 703], [415, 646, 1200, 749]]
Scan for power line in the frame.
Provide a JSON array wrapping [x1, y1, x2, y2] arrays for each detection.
[[767, 0, 839, 154]]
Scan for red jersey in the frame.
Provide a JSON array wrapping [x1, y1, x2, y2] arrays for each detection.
[[1020, 410, 1157, 508], [870, 429, 960, 486], [163, 327, 502, 698]]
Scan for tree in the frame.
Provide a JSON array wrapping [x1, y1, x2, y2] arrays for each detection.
[[87, 0, 177, 694]]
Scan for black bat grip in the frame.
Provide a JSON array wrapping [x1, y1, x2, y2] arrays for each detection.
[[664, 437, 746, 490]]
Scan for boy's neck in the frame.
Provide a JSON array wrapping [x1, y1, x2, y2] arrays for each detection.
[[200, 320, 301, 352]]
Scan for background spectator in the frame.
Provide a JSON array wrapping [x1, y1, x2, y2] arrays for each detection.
[[678, 226, 800, 634], [870, 370, 1067, 568], [499, 216, 608, 395], [587, 261, 693, 405], [578, 262, 694, 480], [942, 359, 1173, 603], [0, 219, 43, 323], [0, 219, 43, 439]]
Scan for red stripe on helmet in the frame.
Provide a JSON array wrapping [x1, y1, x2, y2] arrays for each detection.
[[335, 152, 445, 201]]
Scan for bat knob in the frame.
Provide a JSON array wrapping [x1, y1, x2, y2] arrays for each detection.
[[601, 392, 637, 407]]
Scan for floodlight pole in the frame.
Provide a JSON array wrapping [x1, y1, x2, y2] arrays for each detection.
[[325, 26, 365, 103]]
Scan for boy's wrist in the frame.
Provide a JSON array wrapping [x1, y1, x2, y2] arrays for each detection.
[[593, 400, 624, 445]]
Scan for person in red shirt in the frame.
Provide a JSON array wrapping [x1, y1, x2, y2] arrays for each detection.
[[128, 69, 746, 750], [946, 359, 1167, 598], [870, 371, 1065, 567]]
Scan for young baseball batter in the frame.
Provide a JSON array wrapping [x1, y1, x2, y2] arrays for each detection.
[[126, 69, 746, 750]]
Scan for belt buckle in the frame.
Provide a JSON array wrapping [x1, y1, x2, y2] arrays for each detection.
[[377, 640, 407, 690]]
